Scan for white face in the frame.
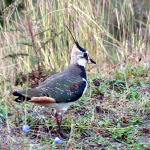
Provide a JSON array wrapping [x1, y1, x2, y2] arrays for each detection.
[[77, 51, 90, 67]]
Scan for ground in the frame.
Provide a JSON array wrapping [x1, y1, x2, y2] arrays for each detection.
[[0, 67, 150, 149]]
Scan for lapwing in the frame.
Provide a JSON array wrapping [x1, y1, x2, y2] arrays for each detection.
[[12, 27, 96, 137]]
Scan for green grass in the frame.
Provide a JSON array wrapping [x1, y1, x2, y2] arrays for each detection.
[[0, 0, 150, 149]]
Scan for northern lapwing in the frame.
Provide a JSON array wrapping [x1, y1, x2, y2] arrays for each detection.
[[12, 27, 96, 137]]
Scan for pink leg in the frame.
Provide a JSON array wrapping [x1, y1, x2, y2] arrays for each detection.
[[55, 111, 67, 138]]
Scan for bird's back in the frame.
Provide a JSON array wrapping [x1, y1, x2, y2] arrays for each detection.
[[36, 64, 87, 103], [13, 64, 87, 104]]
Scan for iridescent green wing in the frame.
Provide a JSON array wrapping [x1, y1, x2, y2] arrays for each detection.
[[37, 75, 87, 103]]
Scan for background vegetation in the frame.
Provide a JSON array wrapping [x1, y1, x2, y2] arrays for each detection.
[[0, 0, 150, 149]]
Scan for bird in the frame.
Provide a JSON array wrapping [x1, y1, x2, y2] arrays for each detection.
[[12, 27, 96, 137]]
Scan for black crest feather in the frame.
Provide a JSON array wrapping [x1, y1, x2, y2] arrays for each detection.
[[65, 26, 86, 52]]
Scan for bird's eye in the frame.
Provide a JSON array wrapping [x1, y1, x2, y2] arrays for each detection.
[[83, 53, 87, 57]]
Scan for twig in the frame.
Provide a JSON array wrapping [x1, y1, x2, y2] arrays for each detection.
[[0, 63, 18, 69], [31, 124, 133, 131], [37, 31, 63, 51]]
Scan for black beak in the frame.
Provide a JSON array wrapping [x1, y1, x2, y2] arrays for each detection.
[[89, 58, 96, 64]]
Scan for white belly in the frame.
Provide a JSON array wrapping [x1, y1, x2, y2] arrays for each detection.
[[46, 102, 75, 111]]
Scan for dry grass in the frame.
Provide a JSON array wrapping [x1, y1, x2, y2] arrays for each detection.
[[0, 0, 150, 149]]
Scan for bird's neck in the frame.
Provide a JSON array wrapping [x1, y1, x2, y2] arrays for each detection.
[[70, 56, 87, 67], [77, 65, 87, 80]]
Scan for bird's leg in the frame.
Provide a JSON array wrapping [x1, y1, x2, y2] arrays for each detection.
[[58, 114, 62, 133], [55, 112, 62, 134], [55, 111, 68, 138], [55, 112, 60, 130]]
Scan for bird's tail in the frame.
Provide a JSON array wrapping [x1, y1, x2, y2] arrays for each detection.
[[12, 89, 41, 103]]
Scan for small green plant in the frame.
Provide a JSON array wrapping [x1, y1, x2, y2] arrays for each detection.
[[0, 0, 150, 149]]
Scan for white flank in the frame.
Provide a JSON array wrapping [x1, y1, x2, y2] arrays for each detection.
[[47, 102, 75, 111], [82, 78, 88, 96]]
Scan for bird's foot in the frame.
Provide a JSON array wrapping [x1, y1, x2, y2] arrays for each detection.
[[58, 129, 69, 138]]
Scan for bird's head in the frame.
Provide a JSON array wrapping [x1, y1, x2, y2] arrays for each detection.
[[70, 42, 96, 67], [65, 25, 96, 67]]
